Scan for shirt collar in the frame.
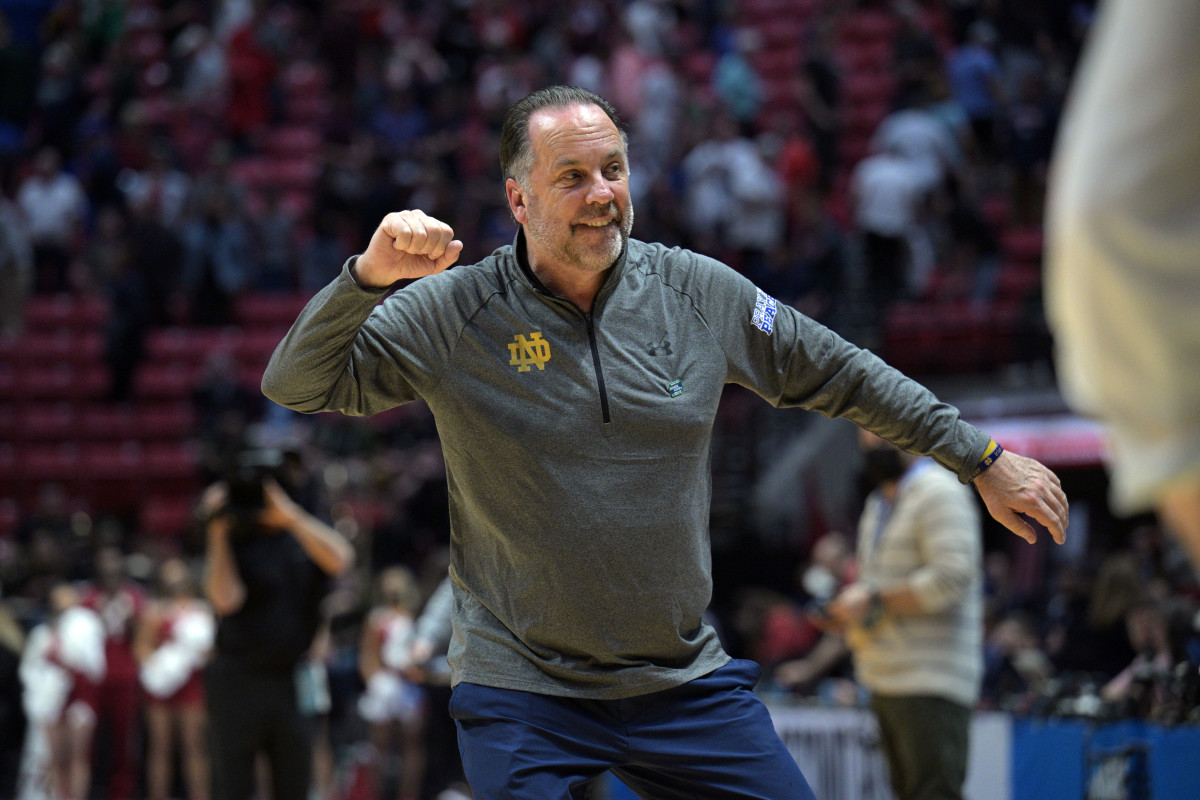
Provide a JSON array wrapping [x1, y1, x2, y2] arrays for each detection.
[[511, 228, 631, 308]]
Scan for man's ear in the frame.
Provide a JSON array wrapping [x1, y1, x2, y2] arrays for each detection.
[[505, 178, 526, 225]]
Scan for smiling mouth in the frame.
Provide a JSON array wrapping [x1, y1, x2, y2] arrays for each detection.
[[575, 219, 615, 230]]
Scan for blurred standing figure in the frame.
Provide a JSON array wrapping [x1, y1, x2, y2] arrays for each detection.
[[1046, 0, 1200, 576], [0, 177, 33, 338], [135, 558, 214, 800], [826, 432, 983, 800], [18, 584, 106, 800], [16, 147, 86, 293], [200, 473, 354, 800], [79, 546, 146, 800], [358, 566, 427, 800]]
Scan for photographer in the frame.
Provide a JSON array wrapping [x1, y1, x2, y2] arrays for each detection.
[[199, 458, 354, 800]]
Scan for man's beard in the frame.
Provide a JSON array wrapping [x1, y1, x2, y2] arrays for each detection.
[[525, 199, 635, 273]]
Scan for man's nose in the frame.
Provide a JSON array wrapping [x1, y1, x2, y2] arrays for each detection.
[[586, 173, 615, 204]]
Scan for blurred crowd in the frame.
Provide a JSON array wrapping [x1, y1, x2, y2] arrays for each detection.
[[2, 0, 1198, 799]]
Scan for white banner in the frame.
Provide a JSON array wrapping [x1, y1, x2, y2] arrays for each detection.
[[769, 705, 1012, 800]]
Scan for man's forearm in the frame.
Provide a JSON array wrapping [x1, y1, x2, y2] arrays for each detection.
[[261, 258, 388, 415]]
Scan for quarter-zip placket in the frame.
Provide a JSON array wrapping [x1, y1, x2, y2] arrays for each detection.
[[584, 311, 611, 426]]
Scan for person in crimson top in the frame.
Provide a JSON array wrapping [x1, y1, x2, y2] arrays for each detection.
[[201, 466, 354, 800], [135, 557, 215, 800], [261, 86, 1069, 798], [79, 545, 146, 800]]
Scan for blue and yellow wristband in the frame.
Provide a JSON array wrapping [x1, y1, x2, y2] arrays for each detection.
[[970, 439, 1005, 481]]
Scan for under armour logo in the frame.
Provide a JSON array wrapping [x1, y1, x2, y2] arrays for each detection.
[[646, 338, 672, 356], [508, 332, 552, 372]]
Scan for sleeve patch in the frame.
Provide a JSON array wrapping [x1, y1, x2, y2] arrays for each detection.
[[751, 289, 778, 334]]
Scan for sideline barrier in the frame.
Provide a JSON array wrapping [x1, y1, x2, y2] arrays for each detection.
[[605, 706, 1200, 800]]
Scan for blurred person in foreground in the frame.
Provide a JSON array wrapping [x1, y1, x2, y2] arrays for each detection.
[[261, 85, 1067, 798], [826, 432, 984, 800], [1046, 0, 1200, 576], [200, 460, 354, 800]]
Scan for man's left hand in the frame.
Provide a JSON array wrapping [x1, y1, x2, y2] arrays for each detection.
[[974, 451, 1069, 545]]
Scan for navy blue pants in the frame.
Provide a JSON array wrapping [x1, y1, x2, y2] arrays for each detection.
[[450, 658, 816, 800]]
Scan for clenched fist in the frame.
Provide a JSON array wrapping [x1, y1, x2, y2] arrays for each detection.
[[353, 210, 464, 288]]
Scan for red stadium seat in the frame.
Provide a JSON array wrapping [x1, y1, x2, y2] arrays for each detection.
[[234, 293, 313, 328], [24, 296, 109, 332], [139, 495, 197, 540], [9, 330, 105, 366], [14, 403, 79, 443], [133, 363, 200, 401], [12, 364, 108, 402]]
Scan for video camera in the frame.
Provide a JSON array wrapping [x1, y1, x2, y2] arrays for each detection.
[[219, 448, 287, 538]]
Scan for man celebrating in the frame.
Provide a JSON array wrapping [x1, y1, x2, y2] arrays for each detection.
[[262, 86, 1068, 798]]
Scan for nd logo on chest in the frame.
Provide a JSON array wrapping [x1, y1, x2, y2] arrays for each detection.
[[508, 332, 552, 372]]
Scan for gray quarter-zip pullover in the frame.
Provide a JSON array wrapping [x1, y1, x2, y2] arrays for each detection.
[[261, 233, 990, 699]]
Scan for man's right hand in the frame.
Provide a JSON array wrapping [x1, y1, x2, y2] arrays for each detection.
[[353, 210, 464, 288]]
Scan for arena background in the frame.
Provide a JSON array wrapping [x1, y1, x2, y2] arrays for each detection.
[[1, 1, 1197, 799]]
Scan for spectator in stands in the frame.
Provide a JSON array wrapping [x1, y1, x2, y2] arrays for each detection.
[[892, 2, 945, 111], [80, 545, 146, 800], [980, 611, 1053, 712], [931, 176, 1001, 304], [254, 188, 298, 291], [100, 219, 149, 402], [849, 140, 928, 315], [181, 187, 254, 325], [1101, 599, 1177, 717], [224, 23, 278, 151], [681, 108, 785, 270], [32, 38, 84, 160], [731, 587, 823, 677], [116, 139, 192, 228], [794, 15, 841, 192], [1002, 69, 1059, 226], [16, 146, 87, 293], [946, 21, 1005, 161], [135, 557, 214, 800], [712, 28, 765, 129], [15, 483, 90, 593], [1046, 553, 1139, 681], [0, 11, 39, 154], [126, 189, 185, 326], [0, 171, 32, 338]]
